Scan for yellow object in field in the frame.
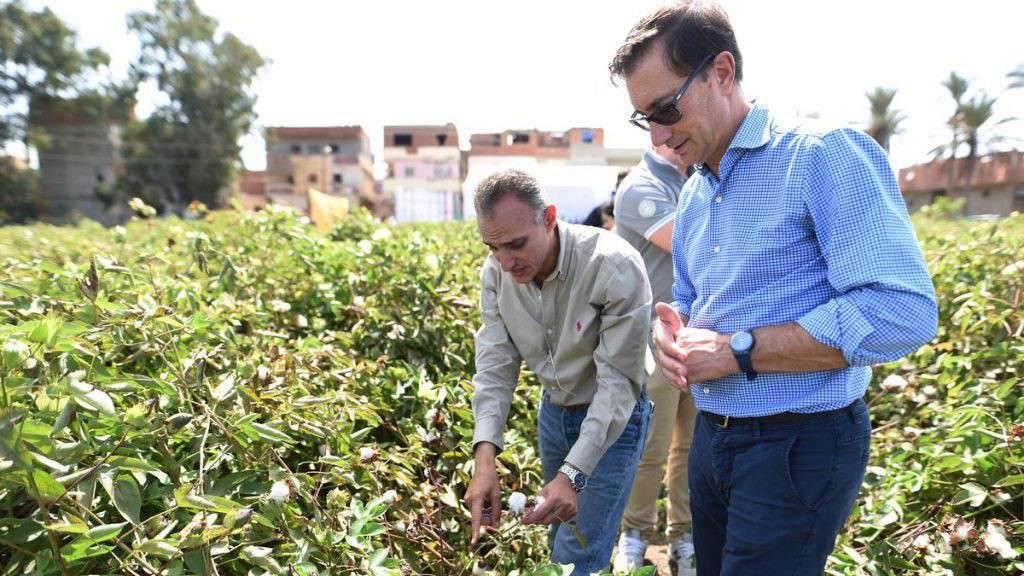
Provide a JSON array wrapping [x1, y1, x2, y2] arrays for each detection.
[[307, 187, 350, 230]]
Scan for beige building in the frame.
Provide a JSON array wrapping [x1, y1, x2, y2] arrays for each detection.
[[265, 126, 375, 213], [382, 124, 463, 221], [468, 127, 605, 164], [899, 151, 1024, 216], [30, 96, 132, 224]]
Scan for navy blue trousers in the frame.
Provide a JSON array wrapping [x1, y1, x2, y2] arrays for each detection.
[[689, 399, 871, 575]]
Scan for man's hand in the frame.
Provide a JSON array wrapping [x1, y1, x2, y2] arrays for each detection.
[[521, 473, 578, 526], [653, 302, 690, 390], [673, 326, 739, 385], [464, 443, 501, 546], [653, 302, 739, 389]]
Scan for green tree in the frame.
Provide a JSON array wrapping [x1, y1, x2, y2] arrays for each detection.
[[111, 0, 267, 213], [865, 86, 903, 152], [0, 0, 111, 154], [0, 155, 39, 223]]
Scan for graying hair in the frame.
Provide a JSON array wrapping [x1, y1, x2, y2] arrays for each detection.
[[474, 169, 550, 224]]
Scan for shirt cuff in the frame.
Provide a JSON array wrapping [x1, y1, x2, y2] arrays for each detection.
[[565, 437, 602, 477], [796, 297, 875, 367], [472, 417, 506, 454], [671, 299, 692, 319]]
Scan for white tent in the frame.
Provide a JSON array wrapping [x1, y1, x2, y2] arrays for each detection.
[[462, 158, 622, 223]]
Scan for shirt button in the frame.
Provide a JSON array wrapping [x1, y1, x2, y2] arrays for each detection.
[[713, 245, 721, 254], [714, 196, 722, 203], [702, 387, 710, 394]]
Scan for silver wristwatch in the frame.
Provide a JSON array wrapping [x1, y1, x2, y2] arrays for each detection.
[[558, 463, 588, 493]]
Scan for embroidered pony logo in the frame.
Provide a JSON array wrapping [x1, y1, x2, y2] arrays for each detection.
[[576, 320, 583, 334]]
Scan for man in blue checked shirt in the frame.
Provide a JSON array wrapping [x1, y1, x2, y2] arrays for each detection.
[[610, 3, 937, 575]]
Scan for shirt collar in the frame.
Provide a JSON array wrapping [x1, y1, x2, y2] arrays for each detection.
[[545, 220, 571, 282], [696, 102, 772, 178]]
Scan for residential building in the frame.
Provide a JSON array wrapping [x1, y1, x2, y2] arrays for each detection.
[[265, 126, 375, 213], [383, 124, 463, 222], [468, 127, 605, 164], [30, 95, 132, 224], [235, 169, 267, 211], [899, 151, 1024, 216]]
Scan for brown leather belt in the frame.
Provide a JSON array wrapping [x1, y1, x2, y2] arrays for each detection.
[[562, 403, 590, 412]]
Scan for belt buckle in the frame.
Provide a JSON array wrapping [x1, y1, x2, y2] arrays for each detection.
[[718, 415, 730, 429]]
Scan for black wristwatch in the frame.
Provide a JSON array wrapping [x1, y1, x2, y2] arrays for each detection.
[[559, 463, 588, 493], [730, 330, 757, 380]]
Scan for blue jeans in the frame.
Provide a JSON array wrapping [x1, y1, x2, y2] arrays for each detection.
[[689, 399, 871, 576], [538, 389, 652, 576]]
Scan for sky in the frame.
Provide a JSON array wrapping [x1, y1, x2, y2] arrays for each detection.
[[26, 1, 1024, 175]]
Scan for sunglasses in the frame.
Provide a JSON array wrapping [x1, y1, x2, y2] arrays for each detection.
[[629, 54, 715, 131]]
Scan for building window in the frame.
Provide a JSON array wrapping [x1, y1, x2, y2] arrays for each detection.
[[491, 134, 501, 146], [394, 133, 413, 146], [436, 134, 448, 146], [982, 189, 990, 198], [333, 173, 342, 184], [1015, 187, 1024, 199], [308, 174, 318, 184], [404, 166, 415, 178], [287, 175, 295, 184], [290, 144, 301, 154], [511, 132, 529, 145], [434, 166, 452, 178], [582, 129, 594, 144]]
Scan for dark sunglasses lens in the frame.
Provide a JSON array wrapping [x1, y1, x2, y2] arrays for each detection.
[[650, 106, 681, 127], [631, 117, 650, 131]]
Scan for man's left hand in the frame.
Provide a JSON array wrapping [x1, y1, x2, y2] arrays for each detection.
[[521, 473, 578, 526], [674, 327, 740, 386]]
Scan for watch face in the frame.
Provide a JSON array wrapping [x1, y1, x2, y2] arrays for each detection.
[[573, 474, 587, 490], [731, 331, 753, 353]]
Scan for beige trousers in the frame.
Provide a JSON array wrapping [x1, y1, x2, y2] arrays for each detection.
[[620, 367, 697, 540]]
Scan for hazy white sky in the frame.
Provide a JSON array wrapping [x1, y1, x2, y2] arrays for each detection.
[[31, 1, 1024, 173]]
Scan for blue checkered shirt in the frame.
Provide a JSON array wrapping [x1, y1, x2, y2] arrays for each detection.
[[672, 103, 937, 417]]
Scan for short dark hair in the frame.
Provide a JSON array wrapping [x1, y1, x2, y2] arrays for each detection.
[[474, 169, 549, 223], [609, 1, 743, 84]]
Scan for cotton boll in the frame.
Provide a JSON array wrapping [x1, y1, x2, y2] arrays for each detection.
[[269, 479, 291, 502], [508, 491, 527, 515]]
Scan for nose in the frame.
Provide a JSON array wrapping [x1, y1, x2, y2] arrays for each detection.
[[496, 252, 516, 271], [650, 123, 672, 147]]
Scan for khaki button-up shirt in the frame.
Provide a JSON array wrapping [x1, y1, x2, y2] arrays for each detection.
[[471, 221, 652, 475]]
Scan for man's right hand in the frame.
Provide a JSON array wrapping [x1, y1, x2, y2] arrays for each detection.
[[653, 302, 689, 391], [463, 442, 501, 546]]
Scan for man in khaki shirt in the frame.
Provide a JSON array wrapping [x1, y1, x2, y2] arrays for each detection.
[[464, 169, 654, 575]]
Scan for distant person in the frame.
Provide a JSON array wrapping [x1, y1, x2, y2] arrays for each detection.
[[612, 145, 697, 575], [600, 199, 615, 230], [611, 3, 937, 574], [463, 169, 654, 575]]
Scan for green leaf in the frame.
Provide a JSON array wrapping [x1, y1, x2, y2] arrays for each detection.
[[250, 421, 294, 444], [112, 476, 142, 524], [68, 377, 116, 417], [995, 474, 1024, 487], [81, 522, 126, 544], [955, 482, 988, 507]]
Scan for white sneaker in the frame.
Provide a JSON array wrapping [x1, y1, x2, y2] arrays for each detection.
[[669, 534, 697, 576], [612, 528, 648, 574]]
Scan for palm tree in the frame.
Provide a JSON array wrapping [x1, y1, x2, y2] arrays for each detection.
[[1009, 64, 1024, 89], [865, 87, 904, 152], [931, 72, 970, 161], [958, 93, 998, 160]]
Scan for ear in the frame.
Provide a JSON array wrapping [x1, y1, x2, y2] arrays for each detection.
[[712, 52, 737, 93], [544, 204, 557, 230]]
